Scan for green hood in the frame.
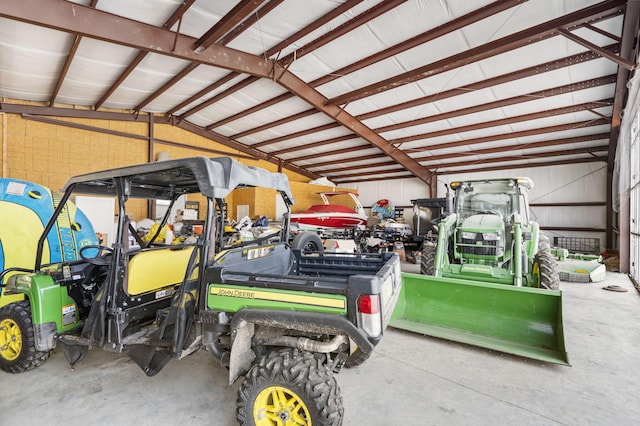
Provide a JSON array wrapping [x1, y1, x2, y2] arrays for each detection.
[[460, 214, 504, 233]]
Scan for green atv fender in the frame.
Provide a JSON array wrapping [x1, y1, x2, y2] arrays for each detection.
[[4, 273, 81, 351]]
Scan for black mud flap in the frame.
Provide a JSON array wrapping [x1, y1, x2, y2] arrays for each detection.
[[57, 336, 89, 370], [124, 345, 173, 377], [81, 288, 107, 346]]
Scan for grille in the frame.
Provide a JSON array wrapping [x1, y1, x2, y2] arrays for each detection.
[[459, 238, 498, 256]]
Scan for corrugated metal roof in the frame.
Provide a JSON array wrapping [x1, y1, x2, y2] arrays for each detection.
[[0, 0, 637, 186]]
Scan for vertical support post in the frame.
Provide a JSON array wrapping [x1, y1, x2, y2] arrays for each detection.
[[429, 172, 437, 198], [147, 113, 155, 218], [1, 111, 6, 178], [607, 0, 640, 251]]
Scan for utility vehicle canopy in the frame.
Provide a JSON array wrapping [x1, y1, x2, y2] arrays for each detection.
[[62, 156, 295, 203]]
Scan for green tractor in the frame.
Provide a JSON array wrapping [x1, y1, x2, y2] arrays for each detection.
[[421, 177, 560, 289], [391, 177, 568, 365]]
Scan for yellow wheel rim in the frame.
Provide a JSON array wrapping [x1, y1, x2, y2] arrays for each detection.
[[0, 318, 22, 361], [253, 385, 311, 426], [532, 262, 541, 287]]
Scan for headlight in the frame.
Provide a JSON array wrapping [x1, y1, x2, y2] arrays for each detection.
[[482, 232, 500, 240], [461, 231, 476, 240]]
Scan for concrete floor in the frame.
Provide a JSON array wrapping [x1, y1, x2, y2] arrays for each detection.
[[2, 263, 639, 425]]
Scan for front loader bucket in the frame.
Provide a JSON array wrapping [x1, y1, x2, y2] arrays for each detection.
[[390, 272, 569, 365]]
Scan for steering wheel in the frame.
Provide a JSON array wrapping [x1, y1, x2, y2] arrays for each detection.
[[79, 245, 114, 266], [479, 209, 502, 217]]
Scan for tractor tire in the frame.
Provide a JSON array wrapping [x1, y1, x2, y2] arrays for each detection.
[[0, 301, 51, 373], [533, 251, 561, 290], [420, 243, 436, 276], [291, 232, 324, 254], [237, 348, 344, 426], [538, 232, 551, 252]]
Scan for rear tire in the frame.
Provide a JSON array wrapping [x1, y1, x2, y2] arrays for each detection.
[[291, 232, 324, 254], [0, 301, 51, 373], [538, 232, 551, 252], [237, 348, 343, 426], [420, 243, 436, 275]]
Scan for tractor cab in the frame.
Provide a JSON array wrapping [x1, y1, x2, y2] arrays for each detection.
[[451, 178, 533, 267]]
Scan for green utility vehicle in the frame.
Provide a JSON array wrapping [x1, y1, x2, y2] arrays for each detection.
[[0, 157, 402, 425], [391, 177, 568, 365]]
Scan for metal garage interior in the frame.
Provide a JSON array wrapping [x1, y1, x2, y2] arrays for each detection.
[[1, 1, 639, 425]]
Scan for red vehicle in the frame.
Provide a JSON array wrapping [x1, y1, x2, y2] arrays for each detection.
[[290, 191, 367, 231]]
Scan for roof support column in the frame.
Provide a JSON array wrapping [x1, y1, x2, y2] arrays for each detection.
[[607, 0, 640, 255]]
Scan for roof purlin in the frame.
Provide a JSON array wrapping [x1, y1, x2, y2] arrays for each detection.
[[94, 0, 197, 109], [203, 0, 528, 134], [0, 0, 430, 183], [259, 53, 619, 155], [326, 0, 626, 105]]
